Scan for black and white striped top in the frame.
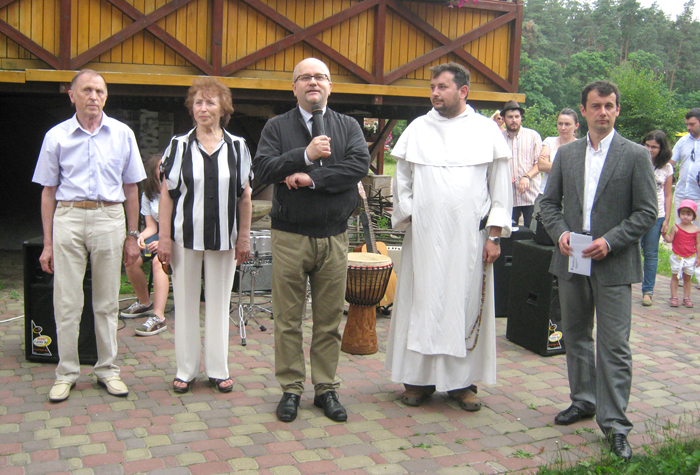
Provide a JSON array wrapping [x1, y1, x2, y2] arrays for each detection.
[[162, 127, 252, 251]]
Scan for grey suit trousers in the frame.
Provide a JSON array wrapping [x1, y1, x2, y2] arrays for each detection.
[[559, 273, 633, 436]]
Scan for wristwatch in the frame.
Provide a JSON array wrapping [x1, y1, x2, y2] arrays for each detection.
[[127, 231, 140, 239], [488, 235, 501, 245]]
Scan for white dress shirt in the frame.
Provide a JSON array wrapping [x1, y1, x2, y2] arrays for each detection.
[[582, 130, 615, 232], [32, 113, 145, 202]]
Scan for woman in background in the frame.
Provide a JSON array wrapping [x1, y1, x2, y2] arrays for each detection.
[[640, 130, 674, 306], [537, 108, 580, 194]]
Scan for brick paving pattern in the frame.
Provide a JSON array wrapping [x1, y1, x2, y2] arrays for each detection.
[[1, 275, 700, 474]]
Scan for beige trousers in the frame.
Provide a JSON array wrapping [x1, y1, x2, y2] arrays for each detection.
[[52, 203, 125, 382], [271, 229, 348, 395]]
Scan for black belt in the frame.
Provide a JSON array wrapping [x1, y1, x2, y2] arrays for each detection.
[[479, 215, 489, 231]]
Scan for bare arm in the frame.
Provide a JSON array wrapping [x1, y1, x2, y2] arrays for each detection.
[[483, 226, 502, 263], [537, 145, 552, 173], [122, 183, 141, 267], [39, 186, 58, 274], [517, 162, 540, 194], [662, 175, 673, 234], [663, 225, 676, 243]]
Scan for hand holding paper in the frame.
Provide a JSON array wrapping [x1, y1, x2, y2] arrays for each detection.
[[568, 232, 592, 276]]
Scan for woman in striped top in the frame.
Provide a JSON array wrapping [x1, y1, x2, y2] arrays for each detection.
[[158, 77, 253, 394]]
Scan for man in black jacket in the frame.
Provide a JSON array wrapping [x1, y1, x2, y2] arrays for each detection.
[[253, 58, 370, 423]]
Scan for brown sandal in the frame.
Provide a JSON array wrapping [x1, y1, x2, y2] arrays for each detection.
[[684, 298, 694, 308], [670, 297, 679, 307], [448, 384, 482, 412], [400, 384, 435, 406]]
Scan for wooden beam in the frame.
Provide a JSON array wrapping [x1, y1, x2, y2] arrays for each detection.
[[373, 0, 386, 84], [70, 0, 213, 75], [0, 0, 16, 9], [509, 0, 524, 93], [0, 20, 60, 69], [462, 0, 517, 13], [23, 69, 526, 102], [59, 0, 71, 70], [385, 2, 515, 90], [211, 0, 223, 76], [0, 71, 25, 83], [223, 0, 377, 82]]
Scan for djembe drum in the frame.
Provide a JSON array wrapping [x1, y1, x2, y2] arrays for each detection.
[[342, 252, 393, 355]]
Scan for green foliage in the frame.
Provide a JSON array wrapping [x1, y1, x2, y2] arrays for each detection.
[[520, 0, 700, 126], [519, 53, 564, 114], [609, 62, 685, 142], [522, 104, 558, 140]]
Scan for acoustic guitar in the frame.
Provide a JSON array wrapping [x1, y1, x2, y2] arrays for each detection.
[[356, 182, 397, 309]]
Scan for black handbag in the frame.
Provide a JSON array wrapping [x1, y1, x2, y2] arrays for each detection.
[[533, 212, 554, 246]]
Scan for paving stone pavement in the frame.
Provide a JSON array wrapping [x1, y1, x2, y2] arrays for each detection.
[[1, 275, 700, 474]]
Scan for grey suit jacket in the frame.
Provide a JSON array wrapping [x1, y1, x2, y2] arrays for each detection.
[[540, 132, 658, 286]]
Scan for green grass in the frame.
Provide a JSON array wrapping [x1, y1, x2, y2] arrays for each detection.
[[538, 416, 700, 475], [538, 438, 700, 475], [657, 243, 672, 278], [381, 154, 396, 177]]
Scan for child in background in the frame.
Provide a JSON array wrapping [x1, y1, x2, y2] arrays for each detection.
[[664, 199, 700, 308], [121, 154, 170, 335]]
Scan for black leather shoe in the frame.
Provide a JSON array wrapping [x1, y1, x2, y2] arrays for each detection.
[[276, 393, 300, 422], [313, 391, 347, 422], [554, 405, 595, 425], [609, 433, 632, 460]]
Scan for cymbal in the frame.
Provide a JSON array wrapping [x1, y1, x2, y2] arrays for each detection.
[[252, 200, 272, 223]]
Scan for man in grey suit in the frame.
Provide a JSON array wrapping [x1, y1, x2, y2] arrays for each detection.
[[540, 80, 657, 460]]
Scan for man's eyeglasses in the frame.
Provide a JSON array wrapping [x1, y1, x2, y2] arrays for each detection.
[[692, 147, 696, 162], [294, 74, 330, 84]]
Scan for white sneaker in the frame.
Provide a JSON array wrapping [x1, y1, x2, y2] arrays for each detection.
[[135, 315, 167, 336], [120, 301, 154, 318]]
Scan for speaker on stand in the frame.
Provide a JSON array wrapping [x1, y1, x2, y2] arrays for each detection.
[[505, 239, 565, 357], [24, 237, 98, 365]]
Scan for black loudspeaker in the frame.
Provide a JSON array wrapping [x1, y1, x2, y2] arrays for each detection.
[[494, 227, 535, 317], [506, 240, 565, 357], [24, 237, 98, 365]]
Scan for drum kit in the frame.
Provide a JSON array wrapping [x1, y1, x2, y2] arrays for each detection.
[[231, 201, 272, 346], [231, 200, 395, 355]]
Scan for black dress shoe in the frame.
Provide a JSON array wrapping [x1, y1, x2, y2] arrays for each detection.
[[313, 390, 347, 422], [276, 393, 301, 422], [609, 433, 632, 460], [554, 405, 595, 425]]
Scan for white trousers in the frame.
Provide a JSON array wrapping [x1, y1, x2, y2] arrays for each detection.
[[53, 203, 125, 382], [171, 242, 236, 382]]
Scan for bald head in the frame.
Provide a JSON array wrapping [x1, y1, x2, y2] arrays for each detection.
[[292, 58, 333, 112], [293, 58, 331, 83]]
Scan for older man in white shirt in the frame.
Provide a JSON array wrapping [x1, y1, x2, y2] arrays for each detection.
[[32, 70, 145, 403]]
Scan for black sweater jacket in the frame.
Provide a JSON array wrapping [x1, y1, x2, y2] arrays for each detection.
[[253, 107, 370, 238]]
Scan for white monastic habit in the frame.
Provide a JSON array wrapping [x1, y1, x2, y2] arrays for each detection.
[[385, 105, 512, 391]]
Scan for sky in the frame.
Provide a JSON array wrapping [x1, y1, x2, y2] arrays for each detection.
[[637, 0, 698, 20]]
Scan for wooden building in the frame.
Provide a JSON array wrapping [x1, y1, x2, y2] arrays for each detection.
[[0, 0, 524, 249]]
